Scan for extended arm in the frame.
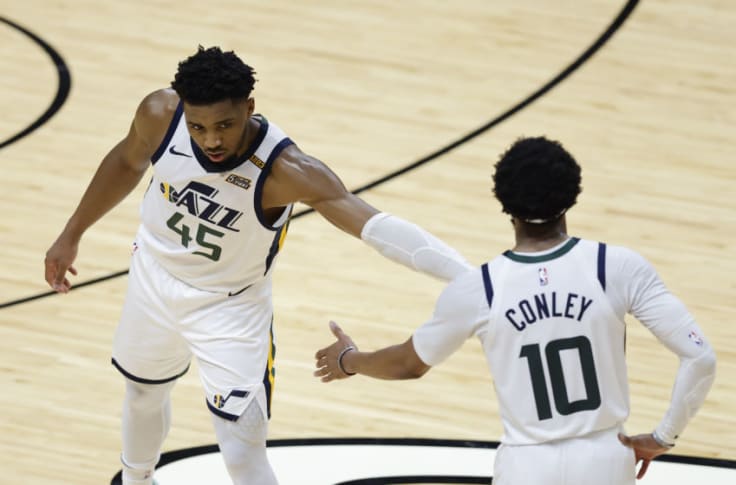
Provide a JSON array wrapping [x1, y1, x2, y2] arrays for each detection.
[[314, 270, 485, 381], [44, 90, 175, 292], [313, 321, 430, 381], [262, 147, 473, 281]]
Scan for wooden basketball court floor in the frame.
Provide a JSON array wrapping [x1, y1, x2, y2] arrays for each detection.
[[1, 1, 734, 483]]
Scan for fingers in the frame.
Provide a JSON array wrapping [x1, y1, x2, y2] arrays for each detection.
[[315, 322, 343, 359], [637, 459, 651, 479], [329, 320, 343, 338], [53, 268, 67, 288], [315, 321, 355, 383], [313, 363, 342, 383], [330, 320, 356, 349], [313, 365, 330, 378], [44, 262, 66, 293], [44, 262, 56, 289], [44, 258, 76, 294], [320, 373, 338, 383], [619, 433, 665, 480], [313, 345, 337, 380], [54, 275, 72, 294]]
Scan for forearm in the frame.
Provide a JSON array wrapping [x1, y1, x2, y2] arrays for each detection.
[[342, 339, 429, 380], [637, 300, 717, 445], [278, 153, 472, 280], [361, 212, 473, 282], [64, 145, 148, 239], [654, 345, 716, 445], [273, 153, 470, 280]]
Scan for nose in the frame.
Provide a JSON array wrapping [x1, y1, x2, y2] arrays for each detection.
[[204, 133, 222, 150]]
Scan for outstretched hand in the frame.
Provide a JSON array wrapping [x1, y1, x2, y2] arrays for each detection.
[[314, 321, 357, 382], [618, 433, 671, 479]]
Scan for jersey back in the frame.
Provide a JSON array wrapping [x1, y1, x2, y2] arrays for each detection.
[[137, 104, 294, 293], [482, 238, 629, 444]]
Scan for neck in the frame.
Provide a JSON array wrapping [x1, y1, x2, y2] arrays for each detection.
[[512, 216, 569, 252], [235, 116, 258, 158]]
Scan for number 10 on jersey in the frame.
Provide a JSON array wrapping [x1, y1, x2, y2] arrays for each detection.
[[520, 336, 602, 421]]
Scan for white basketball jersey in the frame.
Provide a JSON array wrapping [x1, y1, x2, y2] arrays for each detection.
[[479, 238, 629, 444], [137, 103, 294, 293], [413, 238, 630, 445], [414, 236, 714, 449]]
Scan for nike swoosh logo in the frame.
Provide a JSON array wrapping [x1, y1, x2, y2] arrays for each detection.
[[228, 284, 252, 297], [169, 145, 192, 157]]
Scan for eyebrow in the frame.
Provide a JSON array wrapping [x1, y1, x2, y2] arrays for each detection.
[[188, 118, 236, 126]]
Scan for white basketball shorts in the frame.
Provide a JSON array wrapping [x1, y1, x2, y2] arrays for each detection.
[[112, 244, 275, 422], [493, 426, 636, 485]]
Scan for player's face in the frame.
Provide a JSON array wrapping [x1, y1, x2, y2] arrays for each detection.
[[184, 98, 254, 163]]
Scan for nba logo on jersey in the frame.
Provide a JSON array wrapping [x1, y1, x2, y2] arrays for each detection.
[[688, 330, 704, 346], [538, 267, 549, 286]]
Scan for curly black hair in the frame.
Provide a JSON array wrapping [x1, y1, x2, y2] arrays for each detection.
[[171, 46, 257, 105], [492, 136, 582, 223]]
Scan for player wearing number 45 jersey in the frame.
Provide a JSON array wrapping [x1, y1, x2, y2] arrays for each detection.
[[315, 136, 717, 485], [44, 46, 471, 485]]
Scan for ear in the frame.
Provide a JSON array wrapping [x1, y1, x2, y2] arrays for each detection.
[[246, 97, 255, 117]]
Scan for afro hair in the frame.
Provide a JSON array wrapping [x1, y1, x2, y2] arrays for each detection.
[[492, 136, 582, 223], [171, 46, 256, 105]]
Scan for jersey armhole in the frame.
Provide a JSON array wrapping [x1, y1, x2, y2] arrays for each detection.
[[254, 137, 295, 230], [150, 101, 184, 164], [481, 263, 494, 308], [597, 242, 607, 291]]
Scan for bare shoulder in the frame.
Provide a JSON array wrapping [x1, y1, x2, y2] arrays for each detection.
[[137, 88, 179, 120], [133, 88, 180, 147], [265, 144, 377, 235], [271, 144, 330, 177], [263, 144, 347, 208]]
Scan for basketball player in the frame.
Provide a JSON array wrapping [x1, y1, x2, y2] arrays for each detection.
[[43, 46, 472, 485], [315, 136, 717, 484]]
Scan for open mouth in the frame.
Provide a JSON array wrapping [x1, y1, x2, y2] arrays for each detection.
[[206, 151, 226, 162]]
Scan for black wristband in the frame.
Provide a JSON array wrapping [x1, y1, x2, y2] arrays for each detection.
[[337, 346, 356, 376]]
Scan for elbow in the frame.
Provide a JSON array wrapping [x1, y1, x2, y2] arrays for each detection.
[[401, 361, 431, 380], [390, 338, 432, 380], [685, 347, 717, 384], [699, 347, 717, 376]]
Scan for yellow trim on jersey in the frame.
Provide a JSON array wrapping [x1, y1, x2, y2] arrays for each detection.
[[278, 219, 290, 250], [267, 326, 275, 394], [249, 154, 265, 169]]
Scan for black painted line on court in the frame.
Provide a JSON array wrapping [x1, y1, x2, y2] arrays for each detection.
[[335, 477, 490, 485], [0, 16, 71, 150], [2, 0, 637, 310], [109, 436, 736, 484]]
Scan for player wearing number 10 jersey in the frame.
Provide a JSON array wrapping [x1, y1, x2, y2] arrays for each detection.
[[315, 136, 717, 485]]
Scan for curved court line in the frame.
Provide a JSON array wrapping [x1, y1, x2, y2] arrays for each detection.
[[1, 0, 638, 309], [109, 437, 736, 484], [0, 16, 71, 150], [335, 477, 489, 485]]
